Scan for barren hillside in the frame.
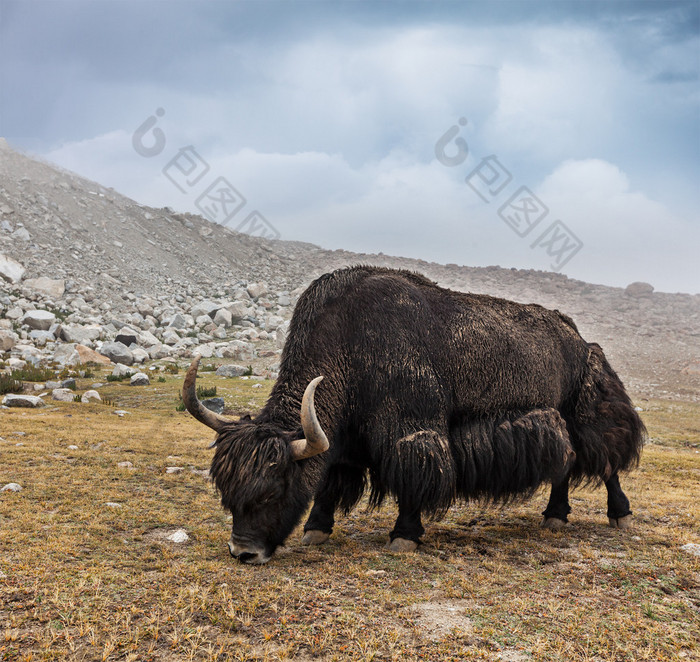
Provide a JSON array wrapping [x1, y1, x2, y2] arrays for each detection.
[[1, 139, 698, 400]]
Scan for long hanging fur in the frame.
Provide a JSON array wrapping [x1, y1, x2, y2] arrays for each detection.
[[566, 343, 646, 485], [451, 408, 575, 505], [364, 408, 575, 519]]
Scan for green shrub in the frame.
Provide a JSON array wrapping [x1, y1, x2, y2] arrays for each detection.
[[196, 385, 217, 398], [11, 365, 55, 382], [0, 374, 23, 395]]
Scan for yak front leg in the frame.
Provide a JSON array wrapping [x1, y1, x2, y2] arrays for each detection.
[[302, 463, 366, 545], [388, 501, 424, 552], [606, 473, 632, 529], [542, 474, 571, 530]]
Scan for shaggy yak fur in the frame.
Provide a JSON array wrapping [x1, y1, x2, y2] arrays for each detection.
[[185, 265, 645, 563]]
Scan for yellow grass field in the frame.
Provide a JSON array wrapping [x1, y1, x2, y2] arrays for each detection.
[[1, 370, 699, 661]]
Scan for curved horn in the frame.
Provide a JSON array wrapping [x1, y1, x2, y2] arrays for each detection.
[[289, 376, 330, 461], [182, 355, 234, 432]]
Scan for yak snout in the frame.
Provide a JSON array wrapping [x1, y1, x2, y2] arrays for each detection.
[[228, 537, 272, 565]]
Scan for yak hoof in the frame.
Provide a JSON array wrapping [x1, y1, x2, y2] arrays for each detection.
[[387, 538, 419, 553], [542, 517, 567, 531], [301, 530, 330, 545], [608, 515, 632, 530]]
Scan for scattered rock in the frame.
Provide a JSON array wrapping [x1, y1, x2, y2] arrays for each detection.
[[625, 281, 654, 297], [112, 363, 136, 378], [2, 394, 45, 408], [216, 364, 247, 377], [202, 397, 225, 413], [75, 344, 112, 365], [23, 277, 65, 299], [130, 372, 150, 386], [22, 310, 56, 331], [0, 329, 19, 351], [0, 253, 25, 282], [105, 502, 123, 508], [117, 461, 134, 468], [51, 388, 75, 402], [81, 390, 102, 403], [681, 543, 700, 557], [99, 342, 134, 365], [1, 483, 22, 492], [247, 281, 268, 299], [166, 466, 183, 474], [166, 529, 189, 543]]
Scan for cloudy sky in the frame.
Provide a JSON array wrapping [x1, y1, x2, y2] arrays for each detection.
[[1, 1, 698, 293]]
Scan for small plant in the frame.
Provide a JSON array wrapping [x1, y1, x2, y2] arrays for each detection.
[[0, 374, 23, 395], [202, 363, 217, 372], [83, 369, 95, 379], [73, 394, 82, 403], [106, 374, 124, 382], [175, 394, 186, 412], [196, 385, 217, 398], [11, 365, 55, 382], [243, 365, 254, 376], [164, 363, 179, 374], [158, 376, 166, 383]]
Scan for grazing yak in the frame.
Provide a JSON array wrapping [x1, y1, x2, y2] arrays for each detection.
[[183, 265, 644, 564]]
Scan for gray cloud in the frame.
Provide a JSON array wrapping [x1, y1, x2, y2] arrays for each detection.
[[2, 0, 698, 291]]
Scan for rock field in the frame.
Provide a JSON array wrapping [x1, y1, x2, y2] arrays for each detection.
[[1, 138, 698, 403]]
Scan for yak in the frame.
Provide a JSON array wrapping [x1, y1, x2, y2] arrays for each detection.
[[183, 265, 645, 564]]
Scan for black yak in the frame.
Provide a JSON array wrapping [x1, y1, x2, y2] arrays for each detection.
[[183, 265, 644, 564]]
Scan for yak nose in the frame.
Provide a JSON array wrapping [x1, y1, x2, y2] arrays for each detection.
[[228, 540, 270, 565]]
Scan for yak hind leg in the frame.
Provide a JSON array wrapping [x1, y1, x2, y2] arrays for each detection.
[[302, 463, 366, 545], [542, 474, 571, 530], [605, 473, 632, 529]]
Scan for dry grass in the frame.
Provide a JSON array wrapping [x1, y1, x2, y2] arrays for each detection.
[[1, 370, 699, 661]]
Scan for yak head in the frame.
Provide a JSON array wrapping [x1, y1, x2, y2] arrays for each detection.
[[182, 356, 328, 564]]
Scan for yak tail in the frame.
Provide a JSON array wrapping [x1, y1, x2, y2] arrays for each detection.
[[566, 343, 646, 484], [451, 409, 576, 504]]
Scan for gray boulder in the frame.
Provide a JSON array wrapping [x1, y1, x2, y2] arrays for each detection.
[[22, 310, 56, 331], [53, 344, 81, 367], [2, 394, 45, 408], [190, 300, 220, 319], [216, 364, 247, 377], [0, 329, 19, 351], [52, 388, 75, 402], [213, 308, 232, 328], [0, 253, 25, 283], [130, 372, 150, 386], [115, 326, 139, 346], [99, 341, 134, 365], [247, 281, 268, 299], [112, 363, 136, 378], [81, 390, 101, 403], [23, 277, 65, 299], [625, 281, 654, 297], [202, 397, 225, 413]]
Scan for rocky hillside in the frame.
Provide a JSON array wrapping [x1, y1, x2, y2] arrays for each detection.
[[1, 139, 698, 401]]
